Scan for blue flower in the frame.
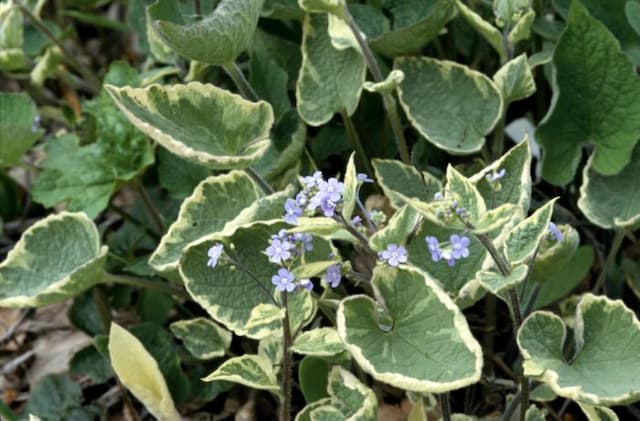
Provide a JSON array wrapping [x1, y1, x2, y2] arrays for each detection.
[[351, 215, 362, 227], [284, 198, 303, 224], [450, 234, 470, 259], [272, 268, 296, 292], [265, 239, 294, 264], [486, 168, 506, 183], [379, 244, 408, 267], [357, 173, 373, 183], [299, 278, 314, 291], [207, 243, 224, 268], [295, 192, 309, 207], [425, 236, 441, 262], [318, 177, 344, 202], [293, 232, 314, 251], [319, 194, 337, 217], [547, 222, 563, 241], [326, 265, 342, 288]]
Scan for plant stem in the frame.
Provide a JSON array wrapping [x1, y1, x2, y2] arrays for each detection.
[[593, 228, 625, 293], [13, 0, 101, 93], [439, 393, 452, 421], [193, 0, 201, 18], [343, 10, 411, 164], [280, 291, 293, 421], [335, 214, 377, 256], [245, 167, 275, 194], [340, 110, 375, 181], [133, 181, 165, 234], [223, 62, 260, 101], [103, 272, 187, 298], [493, 107, 507, 161]]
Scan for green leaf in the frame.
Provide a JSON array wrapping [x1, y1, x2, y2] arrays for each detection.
[[296, 14, 366, 126], [0, 212, 107, 308], [149, 171, 263, 272], [30, 46, 63, 87], [577, 146, 640, 229], [170, 317, 232, 360], [369, 205, 420, 251], [292, 327, 346, 356], [299, 358, 332, 404], [157, 147, 210, 199], [137, 290, 174, 324], [536, 0, 640, 185], [0, 92, 43, 166], [341, 152, 357, 221], [337, 266, 483, 392], [290, 217, 356, 243], [298, 0, 346, 16], [493, 54, 536, 104], [369, 0, 455, 57], [327, 366, 377, 420], [70, 345, 113, 384], [577, 402, 620, 421], [477, 264, 528, 296], [0, 3, 26, 71], [508, 8, 536, 46], [250, 48, 291, 122], [518, 294, 640, 405], [297, 398, 334, 421], [469, 139, 532, 214], [627, 1, 640, 36], [395, 57, 503, 154], [505, 199, 557, 264], [293, 260, 341, 280], [25, 373, 98, 421], [202, 354, 280, 392], [108, 322, 181, 420], [363, 69, 405, 93], [106, 82, 274, 170], [150, 0, 263, 65], [454, 0, 507, 61], [372, 159, 442, 209], [531, 224, 580, 281]]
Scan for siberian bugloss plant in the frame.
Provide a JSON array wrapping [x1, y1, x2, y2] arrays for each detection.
[[1, 0, 639, 420]]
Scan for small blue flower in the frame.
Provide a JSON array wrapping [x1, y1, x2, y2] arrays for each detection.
[[295, 192, 309, 207], [450, 234, 470, 259], [357, 173, 373, 183], [207, 243, 224, 268], [318, 177, 344, 202], [302, 171, 324, 188], [434, 191, 444, 201], [486, 168, 507, 183], [425, 236, 441, 262], [265, 239, 294, 264], [272, 268, 296, 292], [320, 194, 337, 217], [293, 232, 314, 251], [299, 278, 314, 291], [547, 222, 563, 241], [379, 244, 408, 267], [284, 198, 303, 225], [326, 265, 341, 288], [351, 215, 362, 227]]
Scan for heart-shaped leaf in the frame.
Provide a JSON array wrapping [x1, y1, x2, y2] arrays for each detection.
[[296, 14, 366, 126], [149, 0, 263, 65], [337, 266, 483, 392], [108, 323, 181, 420], [518, 294, 640, 405], [0, 212, 107, 308], [169, 317, 232, 360], [106, 82, 274, 170], [202, 354, 280, 393], [577, 146, 640, 229], [395, 57, 503, 154], [536, 0, 640, 185]]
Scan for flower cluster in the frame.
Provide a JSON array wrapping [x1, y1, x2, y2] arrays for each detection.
[[378, 244, 408, 267], [433, 190, 468, 223], [264, 230, 316, 292], [425, 234, 471, 267]]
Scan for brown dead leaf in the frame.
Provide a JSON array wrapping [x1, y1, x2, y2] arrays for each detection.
[[378, 399, 413, 421]]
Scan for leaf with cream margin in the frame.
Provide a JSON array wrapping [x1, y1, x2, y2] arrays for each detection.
[[105, 82, 273, 170], [535, 0, 640, 185], [298, 0, 346, 16], [395, 57, 503, 155], [296, 14, 366, 126], [369, 205, 420, 252], [369, 0, 455, 58], [363, 69, 405, 94], [149, 0, 263, 65], [337, 266, 483, 392], [504, 199, 557, 265], [341, 152, 358, 221], [531, 224, 579, 281], [372, 158, 442, 209], [0, 212, 108, 308], [170, 317, 232, 360], [454, 0, 506, 62], [493, 54, 536, 105], [577, 402, 619, 421], [469, 139, 532, 214], [577, 146, 640, 229], [291, 327, 346, 356], [517, 294, 640, 405], [202, 355, 279, 393], [477, 264, 528, 296], [108, 323, 180, 421], [148, 171, 262, 272], [179, 221, 331, 338]]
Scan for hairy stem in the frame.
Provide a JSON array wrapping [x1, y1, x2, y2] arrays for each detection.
[[343, 10, 411, 164], [340, 110, 375, 181], [280, 292, 293, 421], [593, 228, 625, 293], [223, 62, 259, 101]]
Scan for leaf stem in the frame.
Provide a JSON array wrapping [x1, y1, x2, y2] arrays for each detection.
[[439, 393, 452, 421], [133, 181, 165, 234], [593, 228, 625, 293], [343, 10, 411, 164], [339, 110, 375, 182], [280, 291, 293, 421], [103, 272, 188, 298], [223, 62, 260, 102], [13, 0, 101, 94], [245, 167, 275, 194], [335, 213, 377, 256]]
